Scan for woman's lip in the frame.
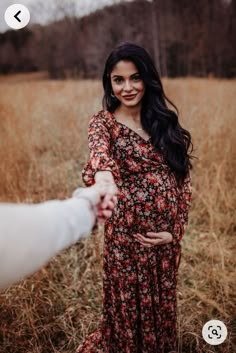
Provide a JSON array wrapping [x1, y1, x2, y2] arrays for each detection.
[[123, 94, 137, 99]]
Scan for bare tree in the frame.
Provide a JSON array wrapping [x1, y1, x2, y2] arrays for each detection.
[[0, 0, 234, 78]]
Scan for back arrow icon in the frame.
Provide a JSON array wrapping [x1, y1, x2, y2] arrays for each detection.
[[14, 10, 21, 22]]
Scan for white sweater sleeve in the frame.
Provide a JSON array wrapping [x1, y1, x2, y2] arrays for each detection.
[[0, 197, 94, 289]]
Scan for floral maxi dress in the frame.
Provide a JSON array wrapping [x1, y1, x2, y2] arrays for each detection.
[[77, 110, 192, 353]]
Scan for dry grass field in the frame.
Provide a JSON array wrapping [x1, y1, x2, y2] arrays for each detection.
[[0, 75, 235, 353]]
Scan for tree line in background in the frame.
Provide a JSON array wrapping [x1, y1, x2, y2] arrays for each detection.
[[0, 0, 235, 78]]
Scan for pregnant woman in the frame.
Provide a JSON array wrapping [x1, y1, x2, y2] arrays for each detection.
[[77, 42, 193, 353]]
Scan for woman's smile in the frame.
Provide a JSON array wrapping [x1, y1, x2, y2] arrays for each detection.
[[110, 60, 145, 109], [122, 94, 137, 100]]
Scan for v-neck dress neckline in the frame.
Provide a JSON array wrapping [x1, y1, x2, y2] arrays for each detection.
[[108, 111, 152, 144]]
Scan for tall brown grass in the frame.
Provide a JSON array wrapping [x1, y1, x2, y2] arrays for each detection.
[[0, 75, 235, 353]]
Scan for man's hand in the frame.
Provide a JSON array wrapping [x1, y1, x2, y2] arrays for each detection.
[[133, 231, 173, 247]]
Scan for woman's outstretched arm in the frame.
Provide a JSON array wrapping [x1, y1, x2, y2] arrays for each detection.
[[82, 111, 121, 188]]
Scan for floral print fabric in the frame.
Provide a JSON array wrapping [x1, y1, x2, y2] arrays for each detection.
[[77, 110, 192, 353]]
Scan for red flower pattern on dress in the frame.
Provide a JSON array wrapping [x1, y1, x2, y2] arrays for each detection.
[[77, 110, 192, 353]]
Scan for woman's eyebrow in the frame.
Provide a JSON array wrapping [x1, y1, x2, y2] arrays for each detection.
[[111, 72, 139, 78]]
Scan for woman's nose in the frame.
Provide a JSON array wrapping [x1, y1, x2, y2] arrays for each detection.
[[123, 80, 132, 91]]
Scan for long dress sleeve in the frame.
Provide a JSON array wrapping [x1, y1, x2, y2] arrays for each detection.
[[82, 111, 121, 187], [172, 172, 192, 245]]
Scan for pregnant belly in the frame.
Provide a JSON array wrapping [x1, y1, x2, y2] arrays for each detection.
[[119, 172, 178, 232]]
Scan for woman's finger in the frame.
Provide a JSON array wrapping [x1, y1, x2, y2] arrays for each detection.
[[101, 210, 112, 218], [111, 195, 118, 206], [133, 236, 152, 247], [106, 198, 117, 209], [134, 233, 166, 246], [101, 194, 113, 209], [146, 232, 173, 243], [134, 233, 154, 245], [98, 209, 112, 220], [146, 232, 163, 239]]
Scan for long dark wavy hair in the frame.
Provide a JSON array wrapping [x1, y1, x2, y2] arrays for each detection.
[[102, 42, 193, 186]]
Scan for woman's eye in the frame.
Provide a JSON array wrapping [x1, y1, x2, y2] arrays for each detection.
[[132, 75, 141, 81], [114, 78, 123, 83]]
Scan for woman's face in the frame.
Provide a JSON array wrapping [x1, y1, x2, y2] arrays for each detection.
[[110, 60, 145, 109]]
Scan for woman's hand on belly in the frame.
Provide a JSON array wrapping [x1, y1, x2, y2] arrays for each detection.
[[133, 231, 173, 247]]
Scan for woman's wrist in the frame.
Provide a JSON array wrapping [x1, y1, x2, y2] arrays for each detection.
[[95, 171, 115, 184]]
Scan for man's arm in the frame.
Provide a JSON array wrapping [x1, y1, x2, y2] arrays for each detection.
[[0, 197, 94, 289]]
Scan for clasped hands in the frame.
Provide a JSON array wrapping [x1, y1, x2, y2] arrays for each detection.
[[72, 171, 118, 225], [74, 171, 173, 246]]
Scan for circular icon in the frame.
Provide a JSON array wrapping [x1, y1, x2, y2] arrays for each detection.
[[4, 4, 30, 30], [202, 320, 227, 345]]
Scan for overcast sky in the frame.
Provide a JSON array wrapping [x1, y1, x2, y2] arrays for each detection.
[[0, 0, 130, 32]]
